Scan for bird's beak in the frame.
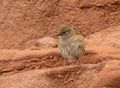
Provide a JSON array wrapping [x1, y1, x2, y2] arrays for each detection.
[[56, 33, 60, 36]]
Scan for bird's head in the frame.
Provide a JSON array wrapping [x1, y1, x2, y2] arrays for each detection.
[[56, 25, 76, 39]]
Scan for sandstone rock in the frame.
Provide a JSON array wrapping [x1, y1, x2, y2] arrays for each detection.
[[85, 25, 120, 48], [37, 37, 58, 48], [89, 60, 120, 88], [0, 0, 120, 49]]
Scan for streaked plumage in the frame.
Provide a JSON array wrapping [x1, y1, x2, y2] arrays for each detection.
[[57, 25, 85, 62]]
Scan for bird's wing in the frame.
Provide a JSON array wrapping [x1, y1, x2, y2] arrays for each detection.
[[71, 35, 84, 42], [71, 35, 84, 47], [70, 35, 85, 54]]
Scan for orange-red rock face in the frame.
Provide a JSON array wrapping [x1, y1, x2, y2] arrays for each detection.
[[0, 0, 120, 88], [0, 0, 120, 49]]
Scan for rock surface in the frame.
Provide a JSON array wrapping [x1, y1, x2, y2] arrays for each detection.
[[0, 0, 120, 88], [0, 0, 120, 49], [0, 25, 120, 88]]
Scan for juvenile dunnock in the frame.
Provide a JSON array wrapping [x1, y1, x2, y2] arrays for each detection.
[[57, 25, 85, 62]]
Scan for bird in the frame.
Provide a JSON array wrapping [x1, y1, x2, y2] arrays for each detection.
[[56, 25, 85, 62]]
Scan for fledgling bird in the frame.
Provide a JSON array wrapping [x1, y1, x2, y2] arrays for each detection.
[[56, 25, 85, 62]]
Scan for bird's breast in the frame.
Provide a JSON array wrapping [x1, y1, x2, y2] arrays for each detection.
[[59, 39, 71, 57]]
